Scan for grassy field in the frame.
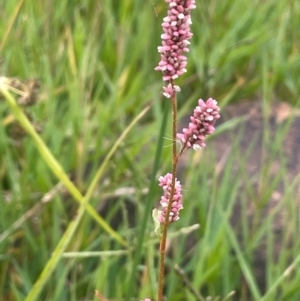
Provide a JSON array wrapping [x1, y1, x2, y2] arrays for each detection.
[[1, 0, 300, 301]]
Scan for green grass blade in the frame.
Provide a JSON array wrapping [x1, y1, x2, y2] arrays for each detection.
[[221, 208, 262, 301], [260, 254, 300, 301]]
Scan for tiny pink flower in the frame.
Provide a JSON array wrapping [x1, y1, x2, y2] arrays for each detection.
[[163, 83, 181, 98], [177, 98, 221, 150], [157, 173, 183, 224], [155, 0, 196, 98]]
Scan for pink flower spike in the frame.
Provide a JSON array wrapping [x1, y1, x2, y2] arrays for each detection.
[[177, 98, 221, 151], [155, 0, 196, 98], [157, 173, 183, 224]]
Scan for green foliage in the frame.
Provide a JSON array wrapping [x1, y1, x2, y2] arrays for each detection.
[[1, 0, 300, 301]]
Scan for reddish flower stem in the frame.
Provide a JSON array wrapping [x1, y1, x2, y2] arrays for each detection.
[[157, 81, 179, 301]]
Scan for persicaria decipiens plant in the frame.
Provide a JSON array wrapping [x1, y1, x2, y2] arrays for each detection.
[[147, 1, 221, 300], [154, 0, 220, 225], [151, 1, 221, 300]]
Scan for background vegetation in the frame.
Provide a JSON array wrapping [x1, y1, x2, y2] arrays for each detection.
[[0, 0, 300, 300]]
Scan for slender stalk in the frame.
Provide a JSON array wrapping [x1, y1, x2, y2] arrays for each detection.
[[157, 81, 179, 301], [154, 1, 197, 298]]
